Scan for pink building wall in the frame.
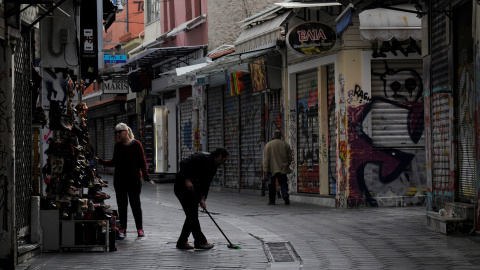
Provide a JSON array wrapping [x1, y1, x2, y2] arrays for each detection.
[[161, 0, 208, 47]]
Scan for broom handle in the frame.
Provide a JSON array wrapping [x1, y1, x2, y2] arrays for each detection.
[[204, 208, 233, 245]]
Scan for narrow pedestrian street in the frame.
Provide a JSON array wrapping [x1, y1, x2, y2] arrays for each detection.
[[16, 175, 480, 270]]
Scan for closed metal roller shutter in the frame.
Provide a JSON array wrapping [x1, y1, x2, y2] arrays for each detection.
[[13, 32, 32, 240], [96, 118, 104, 159], [431, 0, 449, 91], [88, 118, 96, 153], [239, 76, 262, 190], [104, 116, 116, 160], [128, 115, 139, 141], [430, 0, 452, 206], [180, 97, 194, 161], [207, 85, 225, 186], [326, 64, 336, 195], [267, 90, 282, 136], [432, 93, 451, 192], [454, 4, 476, 201], [297, 69, 319, 194], [224, 84, 240, 189], [371, 60, 424, 148]]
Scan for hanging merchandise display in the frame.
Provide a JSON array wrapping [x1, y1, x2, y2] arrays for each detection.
[[41, 78, 118, 252]]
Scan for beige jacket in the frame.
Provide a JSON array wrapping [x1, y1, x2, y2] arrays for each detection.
[[263, 138, 292, 175]]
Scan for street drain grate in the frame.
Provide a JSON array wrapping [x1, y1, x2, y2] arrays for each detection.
[[264, 242, 299, 263]]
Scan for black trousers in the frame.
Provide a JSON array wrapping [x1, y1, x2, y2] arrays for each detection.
[[114, 179, 143, 231], [268, 173, 289, 203], [174, 182, 207, 245]]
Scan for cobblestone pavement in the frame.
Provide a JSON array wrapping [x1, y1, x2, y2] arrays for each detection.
[[17, 175, 480, 270]]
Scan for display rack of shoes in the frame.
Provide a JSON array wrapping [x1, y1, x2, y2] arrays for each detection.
[[40, 78, 116, 252]]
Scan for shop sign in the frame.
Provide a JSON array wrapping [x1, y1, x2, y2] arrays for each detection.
[[287, 21, 336, 55], [104, 55, 127, 63], [80, 0, 99, 86], [103, 77, 129, 94], [249, 59, 268, 92]]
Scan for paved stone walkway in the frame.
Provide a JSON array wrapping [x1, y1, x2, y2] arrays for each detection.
[[17, 174, 480, 269]]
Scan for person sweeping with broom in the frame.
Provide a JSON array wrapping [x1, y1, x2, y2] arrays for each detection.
[[174, 148, 230, 250]]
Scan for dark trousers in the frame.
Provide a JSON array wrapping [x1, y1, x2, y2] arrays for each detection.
[[174, 183, 207, 245], [268, 173, 289, 203], [114, 180, 143, 231]]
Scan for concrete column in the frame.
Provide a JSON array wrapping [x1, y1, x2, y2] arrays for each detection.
[[31, 196, 41, 243], [336, 49, 363, 208], [0, 41, 17, 268], [318, 66, 329, 196]]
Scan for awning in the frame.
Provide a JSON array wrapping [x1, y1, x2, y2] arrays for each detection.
[[183, 48, 276, 77], [128, 39, 164, 55], [235, 11, 292, 53], [160, 62, 210, 77], [123, 45, 207, 70], [274, 2, 342, 8], [158, 14, 207, 40], [335, 3, 354, 36], [359, 4, 421, 41]]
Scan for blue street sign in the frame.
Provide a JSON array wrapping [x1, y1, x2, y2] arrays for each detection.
[[104, 55, 127, 63]]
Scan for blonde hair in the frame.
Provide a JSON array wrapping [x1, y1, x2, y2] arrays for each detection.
[[115, 123, 134, 139]]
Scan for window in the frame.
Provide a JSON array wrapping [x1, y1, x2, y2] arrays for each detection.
[[146, 0, 160, 25]]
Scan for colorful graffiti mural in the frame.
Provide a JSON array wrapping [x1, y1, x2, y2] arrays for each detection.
[[337, 75, 348, 207], [339, 61, 427, 207]]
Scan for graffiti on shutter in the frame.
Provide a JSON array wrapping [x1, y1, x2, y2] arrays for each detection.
[[371, 60, 425, 148], [428, 0, 453, 208], [432, 93, 452, 197], [360, 59, 427, 206], [326, 64, 336, 195], [224, 84, 240, 189], [240, 76, 262, 189], [297, 69, 319, 194], [208, 85, 225, 186]]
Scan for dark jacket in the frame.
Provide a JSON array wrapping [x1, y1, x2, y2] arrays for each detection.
[[99, 140, 149, 183], [176, 152, 219, 199]]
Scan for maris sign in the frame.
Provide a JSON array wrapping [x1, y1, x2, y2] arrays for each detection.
[[103, 78, 129, 94], [287, 22, 336, 55]]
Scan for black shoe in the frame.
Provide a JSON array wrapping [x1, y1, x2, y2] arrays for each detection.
[[268, 201, 275, 205], [284, 197, 290, 205], [176, 241, 194, 249]]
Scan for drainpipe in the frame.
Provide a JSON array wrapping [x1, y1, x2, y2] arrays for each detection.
[[275, 23, 291, 191]]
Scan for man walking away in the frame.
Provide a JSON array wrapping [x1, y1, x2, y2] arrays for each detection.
[[263, 130, 292, 205]]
